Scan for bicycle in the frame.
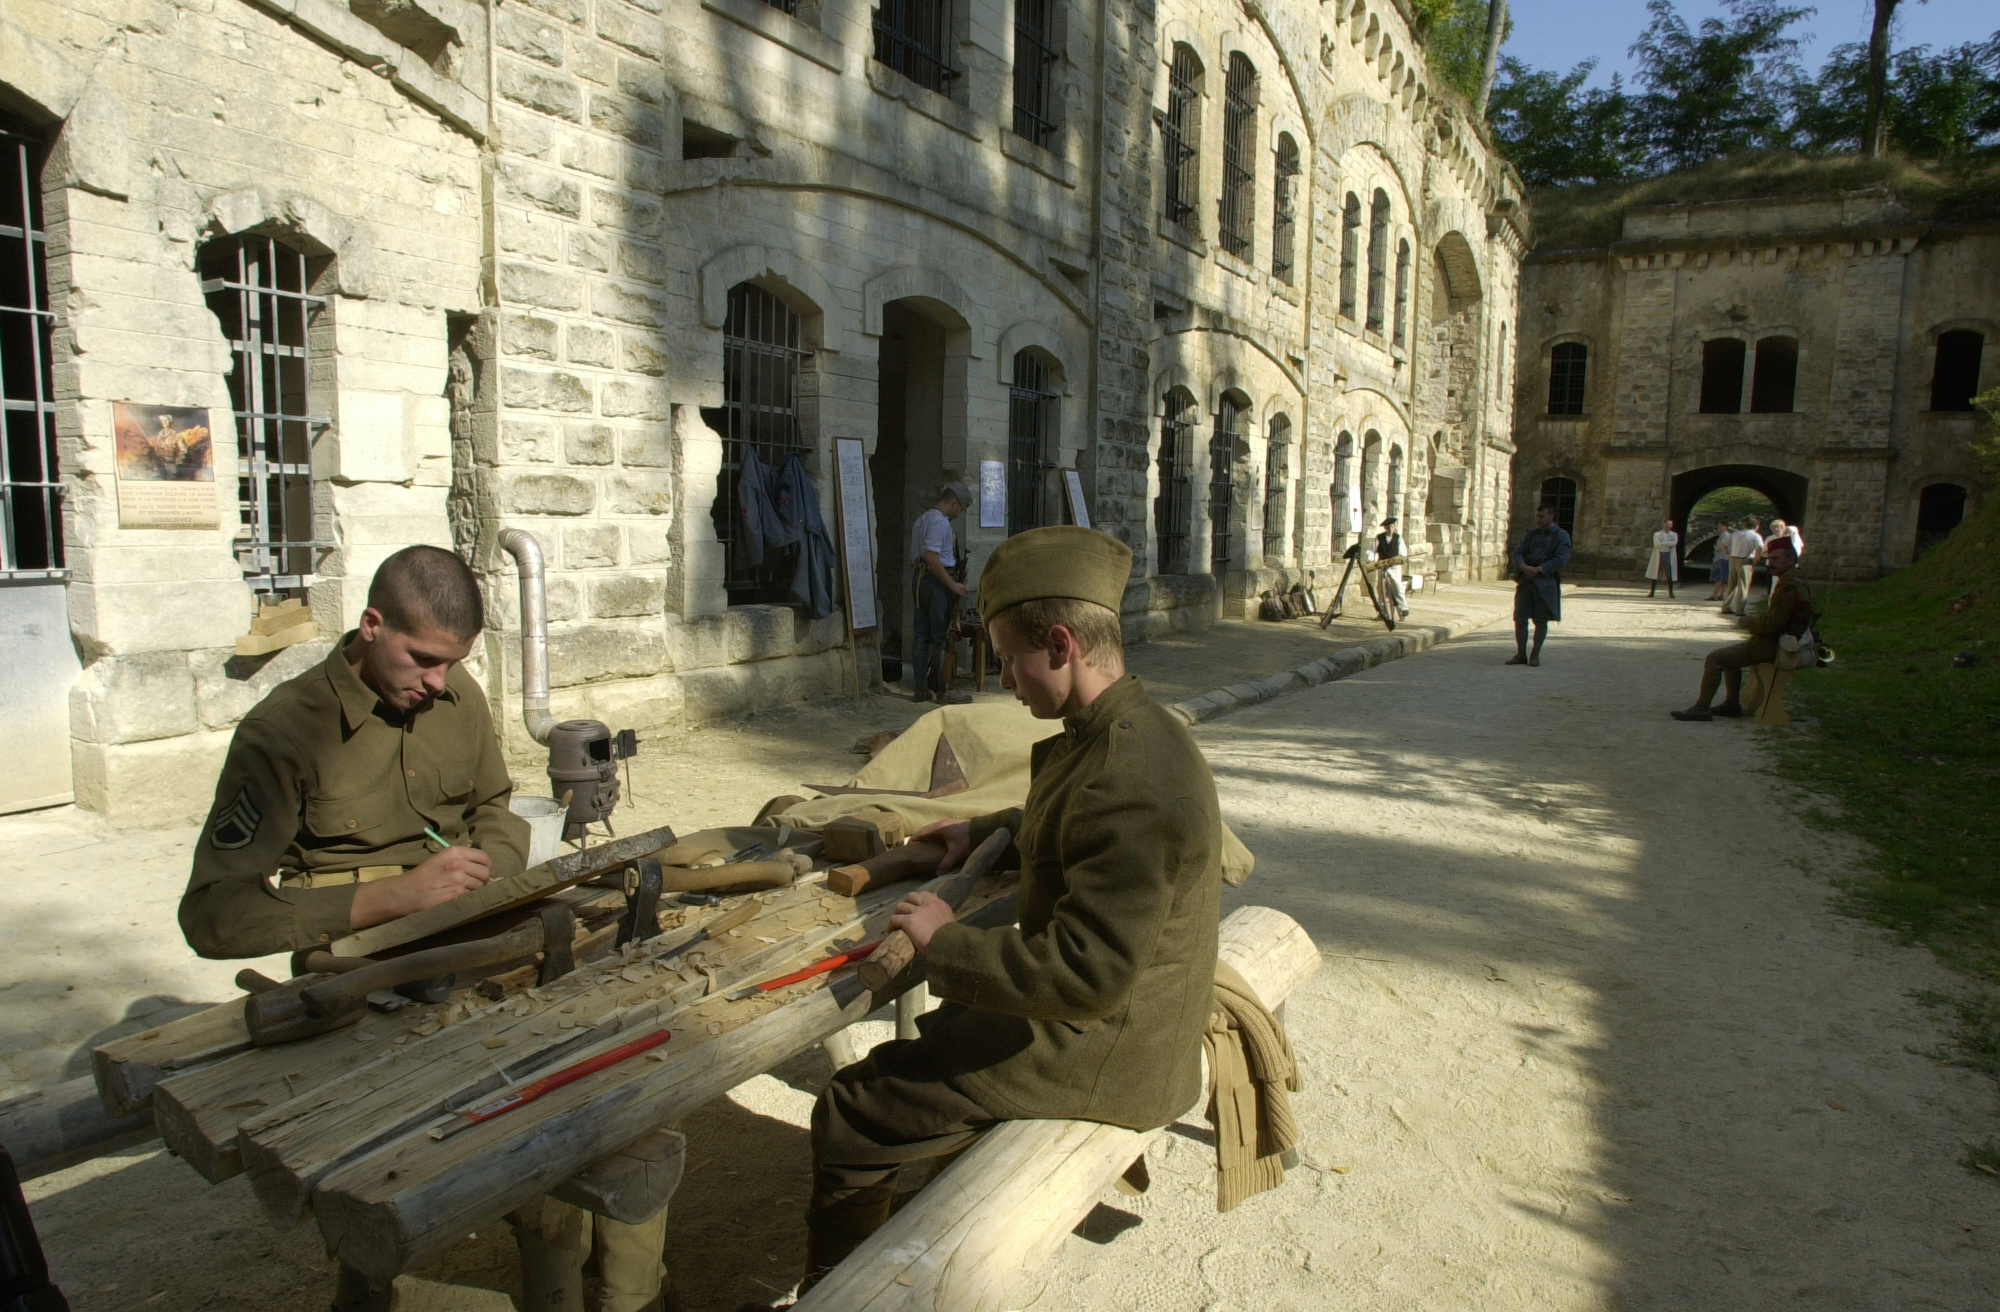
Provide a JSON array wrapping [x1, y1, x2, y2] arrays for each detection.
[[1320, 544, 1403, 631]]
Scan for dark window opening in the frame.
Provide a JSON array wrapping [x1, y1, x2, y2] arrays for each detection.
[[1338, 193, 1360, 320], [202, 234, 329, 596], [1209, 396, 1239, 573], [1539, 477, 1578, 536], [1548, 342, 1587, 415], [0, 119, 60, 577], [1271, 134, 1298, 284], [707, 283, 810, 604], [1392, 239, 1410, 346], [1155, 388, 1195, 575], [1749, 335, 1798, 413], [1162, 45, 1202, 232], [1929, 329, 1985, 412], [1007, 350, 1057, 535], [1264, 414, 1289, 559], [1012, 0, 1061, 147], [1914, 482, 1967, 558], [763, 0, 799, 11], [1365, 189, 1390, 333], [682, 121, 739, 160], [1699, 338, 1746, 414], [1218, 53, 1257, 260], [874, 0, 959, 96]]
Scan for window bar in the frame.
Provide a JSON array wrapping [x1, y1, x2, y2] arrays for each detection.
[[1008, 353, 1056, 535], [1263, 418, 1289, 557], [1271, 140, 1298, 284], [0, 123, 63, 579], [1155, 393, 1194, 575], [1338, 195, 1360, 319], [873, 0, 961, 96], [1218, 55, 1256, 259], [1393, 240, 1411, 346], [1209, 401, 1236, 572], [1162, 47, 1201, 230], [715, 284, 809, 600], [1012, 0, 1060, 147], [1366, 193, 1389, 332]]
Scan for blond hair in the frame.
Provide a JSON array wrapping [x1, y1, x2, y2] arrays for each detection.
[[992, 597, 1125, 672]]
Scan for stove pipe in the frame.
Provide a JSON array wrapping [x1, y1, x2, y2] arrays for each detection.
[[496, 527, 556, 745]]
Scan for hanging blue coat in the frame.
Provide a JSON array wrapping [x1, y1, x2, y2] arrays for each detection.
[[774, 452, 838, 619], [735, 444, 790, 567]]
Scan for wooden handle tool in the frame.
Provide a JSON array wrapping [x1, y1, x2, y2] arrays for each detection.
[[299, 921, 545, 1020], [856, 827, 1011, 992], [825, 838, 948, 898], [653, 899, 761, 965]]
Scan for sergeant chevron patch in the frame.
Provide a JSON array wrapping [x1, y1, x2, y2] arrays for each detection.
[[210, 785, 262, 850]]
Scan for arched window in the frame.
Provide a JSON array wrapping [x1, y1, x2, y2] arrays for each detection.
[[1264, 414, 1290, 557], [1011, 0, 1061, 147], [1699, 338, 1746, 414], [1218, 54, 1257, 259], [1338, 194, 1360, 320], [1365, 190, 1391, 332], [1162, 45, 1202, 233], [1915, 482, 1968, 558], [1271, 134, 1299, 284], [1539, 476, 1578, 535], [1210, 395, 1242, 573], [1929, 329, 1985, 411], [201, 233, 329, 596], [1156, 388, 1197, 574], [1548, 342, 1587, 415], [1392, 239, 1411, 346], [873, 0, 961, 95], [1007, 350, 1058, 534], [1333, 432, 1355, 536], [0, 117, 60, 578], [1749, 336, 1798, 413], [711, 282, 808, 602], [1388, 445, 1404, 511]]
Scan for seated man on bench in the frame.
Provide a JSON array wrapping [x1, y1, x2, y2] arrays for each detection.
[[779, 526, 1224, 1302], [1671, 535, 1813, 721]]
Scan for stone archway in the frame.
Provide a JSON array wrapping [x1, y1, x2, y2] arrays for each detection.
[[1669, 463, 1809, 560]]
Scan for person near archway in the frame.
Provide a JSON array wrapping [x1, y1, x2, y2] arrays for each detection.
[[1721, 517, 1763, 616], [1704, 531, 1730, 600], [1373, 516, 1410, 619], [909, 481, 971, 704], [1508, 502, 1572, 667], [1646, 518, 1679, 598], [1671, 535, 1814, 721], [1769, 518, 1803, 559]]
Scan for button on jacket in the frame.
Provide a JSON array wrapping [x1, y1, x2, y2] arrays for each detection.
[[921, 675, 1224, 1132], [180, 637, 529, 959]]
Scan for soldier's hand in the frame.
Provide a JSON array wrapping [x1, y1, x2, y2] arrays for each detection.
[[912, 818, 972, 872], [890, 890, 956, 953], [348, 847, 494, 928]]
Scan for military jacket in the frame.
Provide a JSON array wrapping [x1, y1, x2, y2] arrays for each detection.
[[922, 675, 1223, 1131], [179, 637, 528, 959], [1741, 573, 1816, 660]]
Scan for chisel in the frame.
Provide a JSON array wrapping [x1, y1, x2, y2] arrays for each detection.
[[724, 940, 884, 1001], [654, 899, 761, 965], [431, 1028, 672, 1138]]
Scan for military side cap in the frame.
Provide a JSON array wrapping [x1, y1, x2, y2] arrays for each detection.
[[977, 525, 1132, 623]]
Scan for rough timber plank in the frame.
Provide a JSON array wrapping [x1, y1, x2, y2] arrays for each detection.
[[93, 998, 249, 1117]]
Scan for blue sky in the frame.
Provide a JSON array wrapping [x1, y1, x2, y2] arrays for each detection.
[[1503, 0, 1999, 88]]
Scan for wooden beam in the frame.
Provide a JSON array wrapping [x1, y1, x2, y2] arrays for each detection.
[[92, 999, 249, 1118], [0, 1076, 158, 1180], [792, 905, 1321, 1312]]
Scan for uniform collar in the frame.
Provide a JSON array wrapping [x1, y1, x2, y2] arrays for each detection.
[[327, 631, 457, 731], [1062, 674, 1146, 741]]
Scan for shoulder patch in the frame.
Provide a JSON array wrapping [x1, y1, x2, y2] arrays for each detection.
[[210, 785, 263, 850]]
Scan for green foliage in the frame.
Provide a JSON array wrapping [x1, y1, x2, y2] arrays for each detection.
[[1411, 0, 1498, 103], [1970, 386, 2000, 479], [1793, 36, 2000, 160], [1489, 57, 1644, 186], [1627, 0, 1813, 170]]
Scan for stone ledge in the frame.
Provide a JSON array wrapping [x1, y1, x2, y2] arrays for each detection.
[[997, 129, 1078, 189], [243, 0, 487, 141], [864, 59, 984, 140], [701, 0, 845, 74]]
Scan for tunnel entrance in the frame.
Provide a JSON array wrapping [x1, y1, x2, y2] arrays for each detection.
[[1671, 465, 1807, 564]]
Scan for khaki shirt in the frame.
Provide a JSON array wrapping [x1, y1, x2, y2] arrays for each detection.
[[180, 637, 529, 959]]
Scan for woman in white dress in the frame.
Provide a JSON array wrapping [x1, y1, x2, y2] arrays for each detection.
[[1645, 518, 1680, 598]]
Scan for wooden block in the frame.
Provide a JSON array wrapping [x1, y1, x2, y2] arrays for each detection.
[[821, 809, 907, 864], [548, 1129, 686, 1224], [249, 598, 305, 634], [235, 617, 319, 657], [93, 998, 251, 1117]]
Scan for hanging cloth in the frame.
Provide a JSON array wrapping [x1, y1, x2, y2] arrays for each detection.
[[774, 451, 838, 619], [735, 444, 788, 567]]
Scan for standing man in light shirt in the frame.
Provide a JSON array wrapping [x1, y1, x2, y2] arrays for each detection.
[[1720, 518, 1762, 616], [909, 481, 971, 704]]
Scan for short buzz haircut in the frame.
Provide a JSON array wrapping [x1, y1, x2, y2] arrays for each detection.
[[368, 545, 485, 640], [1537, 501, 1558, 513], [993, 597, 1125, 672]]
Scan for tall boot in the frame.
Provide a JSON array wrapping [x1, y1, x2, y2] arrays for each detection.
[[510, 1198, 592, 1312], [799, 1184, 894, 1295]]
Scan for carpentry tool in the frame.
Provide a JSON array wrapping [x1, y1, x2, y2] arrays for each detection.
[[856, 827, 1012, 992], [825, 838, 947, 897], [431, 1028, 673, 1139], [725, 941, 884, 1001], [653, 899, 761, 966]]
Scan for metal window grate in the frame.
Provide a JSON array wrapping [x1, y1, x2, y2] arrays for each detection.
[[1012, 0, 1060, 147], [1263, 415, 1289, 558], [1271, 135, 1298, 284], [709, 283, 810, 603], [1218, 54, 1257, 260], [1338, 194, 1360, 319], [1392, 240, 1411, 346], [764, 0, 799, 11], [202, 236, 328, 595], [1162, 45, 1202, 232], [1548, 342, 1587, 415], [874, 0, 960, 96], [1366, 190, 1390, 333], [1209, 397, 1238, 573], [0, 121, 60, 580], [1155, 388, 1195, 575], [1007, 351, 1057, 535], [1540, 477, 1578, 536]]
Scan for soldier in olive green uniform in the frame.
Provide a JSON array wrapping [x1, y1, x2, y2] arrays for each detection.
[[795, 527, 1224, 1291], [1672, 534, 1816, 721]]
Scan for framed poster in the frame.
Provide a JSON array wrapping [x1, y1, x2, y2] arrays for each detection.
[[978, 459, 1006, 529], [113, 402, 219, 529], [833, 437, 877, 631], [1062, 469, 1090, 527]]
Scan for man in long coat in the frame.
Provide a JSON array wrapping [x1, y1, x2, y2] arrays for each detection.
[[1509, 502, 1573, 666]]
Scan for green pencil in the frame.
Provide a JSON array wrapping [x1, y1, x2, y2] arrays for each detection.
[[424, 825, 449, 849]]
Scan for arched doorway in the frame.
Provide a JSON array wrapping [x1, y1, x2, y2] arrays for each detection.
[[1670, 464, 1808, 564], [1914, 482, 1968, 559]]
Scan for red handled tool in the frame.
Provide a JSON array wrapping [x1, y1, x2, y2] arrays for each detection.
[[432, 1028, 672, 1138], [725, 941, 883, 1002]]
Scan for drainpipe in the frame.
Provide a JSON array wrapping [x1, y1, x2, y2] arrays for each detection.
[[496, 528, 556, 744]]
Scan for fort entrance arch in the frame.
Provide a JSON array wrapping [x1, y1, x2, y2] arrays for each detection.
[[1670, 464, 1808, 559]]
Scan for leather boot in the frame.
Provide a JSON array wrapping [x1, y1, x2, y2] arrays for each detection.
[[798, 1186, 893, 1295]]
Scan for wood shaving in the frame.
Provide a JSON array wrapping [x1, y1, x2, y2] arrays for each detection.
[[482, 1037, 508, 1049]]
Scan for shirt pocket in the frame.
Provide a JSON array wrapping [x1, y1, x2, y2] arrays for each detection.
[[302, 780, 404, 844], [434, 766, 477, 809]]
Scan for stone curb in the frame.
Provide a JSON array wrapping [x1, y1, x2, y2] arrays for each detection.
[[1166, 607, 1512, 725]]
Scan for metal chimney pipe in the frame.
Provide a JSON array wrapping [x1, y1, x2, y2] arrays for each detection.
[[496, 528, 556, 745]]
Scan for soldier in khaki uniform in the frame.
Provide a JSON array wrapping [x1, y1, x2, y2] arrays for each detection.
[[182, 546, 678, 1312], [786, 526, 1224, 1296], [1672, 534, 1816, 721]]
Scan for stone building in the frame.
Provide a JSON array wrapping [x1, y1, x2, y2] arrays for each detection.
[[1513, 189, 1996, 581], [0, 0, 1522, 825]]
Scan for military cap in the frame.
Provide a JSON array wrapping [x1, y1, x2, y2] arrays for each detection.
[[941, 481, 970, 508], [977, 525, 1132, 623]]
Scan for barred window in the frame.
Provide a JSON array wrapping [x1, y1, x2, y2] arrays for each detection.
[[1209, 395, 1239, 573], [874, 0, 959, 96], [1338, 193, 1360, 319], [1218, 53, 1257, 260], [1155, 388, 1196, 575], [1012, 0, 1060, 148], [1392, 240, 1411, 346], [1271, 134, 1298, 285], [1162, 44, 1202, 233], [708, 283, 810, 604], [1548, 342, 1587, 415], [1366, 189, 1390, 333], [1263, 414, 1290, 558], [0, 119, 59, 579], [1540, 476, 1577, 536], [1007, 350, 1058, 535], [764, 0, 798, 9], [201, 235, 329, 596]]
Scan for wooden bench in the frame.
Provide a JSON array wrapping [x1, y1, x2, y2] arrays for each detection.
[[1742, 662, 1795, 726]]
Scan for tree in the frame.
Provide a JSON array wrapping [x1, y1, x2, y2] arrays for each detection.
[[1627, 0, 1813, 171], [1411, 0, 1499, 102], [1489, 58, 1644, 186], [1794, 35, 2000, 159], [1864, 0, 1902, 157], [1475, 0, 1509, 120]]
